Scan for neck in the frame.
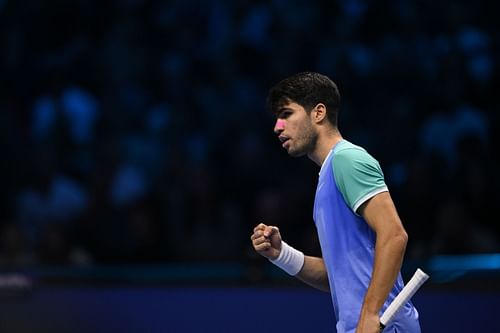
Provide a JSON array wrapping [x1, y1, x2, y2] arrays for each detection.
[[308, 129, 343, 167]]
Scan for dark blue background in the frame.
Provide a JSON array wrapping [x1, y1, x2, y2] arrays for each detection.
[[1, 285, 499, 333], [1, 0, 499, 266]]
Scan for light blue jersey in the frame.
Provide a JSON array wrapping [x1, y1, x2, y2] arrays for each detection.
[[313, 140, 420, 333]]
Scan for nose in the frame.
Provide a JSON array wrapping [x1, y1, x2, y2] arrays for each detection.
[[274, 119, 285, 134]]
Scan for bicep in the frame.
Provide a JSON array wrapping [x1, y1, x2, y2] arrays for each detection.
[[358, 192, 406, 236]]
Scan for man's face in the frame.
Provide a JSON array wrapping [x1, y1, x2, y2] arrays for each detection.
[[273, 102, 317, 157]]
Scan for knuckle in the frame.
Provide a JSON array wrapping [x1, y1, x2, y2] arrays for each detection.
[[256, 242, 270, 251]]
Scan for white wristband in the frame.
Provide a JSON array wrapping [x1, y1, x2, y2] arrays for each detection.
[[269, 241, 305, 276]]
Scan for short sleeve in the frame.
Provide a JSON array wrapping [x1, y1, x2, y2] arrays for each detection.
[[331, 148, 388, 214]]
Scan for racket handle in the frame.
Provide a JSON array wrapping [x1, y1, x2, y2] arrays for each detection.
[[379, 268, 429, 329]]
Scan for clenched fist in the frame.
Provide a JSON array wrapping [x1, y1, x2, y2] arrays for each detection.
[[250, 223, 282, 260]]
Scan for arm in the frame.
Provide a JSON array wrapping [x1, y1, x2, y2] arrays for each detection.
[[251, 223, 330, 292], [296, 256, 330, 292], [355, 192, 408, 333]]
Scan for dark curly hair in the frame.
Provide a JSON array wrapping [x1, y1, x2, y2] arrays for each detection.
[[267, 72, 341, 127]]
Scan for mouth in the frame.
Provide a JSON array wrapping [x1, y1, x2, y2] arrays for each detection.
[[279, 136, 290, 148]]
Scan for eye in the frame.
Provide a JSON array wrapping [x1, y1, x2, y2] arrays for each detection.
[[280, 111, 292, 119]]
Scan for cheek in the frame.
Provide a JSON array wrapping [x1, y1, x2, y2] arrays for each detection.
[[298, 121, 315, 140]]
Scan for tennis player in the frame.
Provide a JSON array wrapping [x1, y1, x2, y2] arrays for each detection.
[[251, 72, 421, 333]]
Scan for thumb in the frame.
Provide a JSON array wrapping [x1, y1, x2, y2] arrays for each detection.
[[264, 226, 279, 238]]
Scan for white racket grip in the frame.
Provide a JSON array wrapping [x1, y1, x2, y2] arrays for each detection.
[[380, 268, 429, 327]]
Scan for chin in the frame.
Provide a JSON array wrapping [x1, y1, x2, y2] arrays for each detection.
[[288, 148, 307, 157]]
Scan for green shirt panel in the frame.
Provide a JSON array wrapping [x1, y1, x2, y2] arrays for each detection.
[[331, 141, 388, 213]]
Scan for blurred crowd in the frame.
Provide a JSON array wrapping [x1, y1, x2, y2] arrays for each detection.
[[0, 0, 499, 269]]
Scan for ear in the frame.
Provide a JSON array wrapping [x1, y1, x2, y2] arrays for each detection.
[[311, 103, 327, 124]]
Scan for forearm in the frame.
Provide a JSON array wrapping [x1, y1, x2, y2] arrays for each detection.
[[252, 225, 330, 293], [296, 256, 330, 293], [360, 230, 408, 316]]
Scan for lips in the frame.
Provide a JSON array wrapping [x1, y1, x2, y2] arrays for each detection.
[[279, 136, 290, 148]]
